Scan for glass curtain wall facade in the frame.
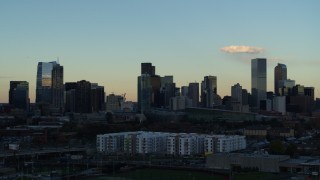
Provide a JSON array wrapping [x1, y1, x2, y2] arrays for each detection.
[[36, 61, 57, 104], [251, 58, 267, 109]]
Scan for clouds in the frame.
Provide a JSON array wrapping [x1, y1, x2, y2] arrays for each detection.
[[220, 45, 264, 54]]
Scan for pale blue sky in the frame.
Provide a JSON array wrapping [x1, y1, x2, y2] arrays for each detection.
[[0, 0, 319, 102]]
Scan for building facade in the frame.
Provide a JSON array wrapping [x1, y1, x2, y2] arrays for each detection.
[[274, 63, 287, 96], [9, 81, 29, 110], [97, 131, 246, 155], [251, 58, 267, 109], [188, 82, 199, 107], [36, 61, 57, 104], [201, 76, 217, 108], [51, 64, 64, 110]]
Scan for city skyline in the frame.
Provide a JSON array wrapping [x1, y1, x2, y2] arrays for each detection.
[[1, 1, 319, 103]]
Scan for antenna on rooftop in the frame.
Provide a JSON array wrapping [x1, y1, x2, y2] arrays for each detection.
[[57, 56, 60, 64]]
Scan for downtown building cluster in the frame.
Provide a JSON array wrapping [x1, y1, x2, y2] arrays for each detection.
[[6, 59, 316, 116], [138, 63, 219, 112], [137, 60, 316, 116], [96, 131, 246, 155], [8, 60, 106, 115]]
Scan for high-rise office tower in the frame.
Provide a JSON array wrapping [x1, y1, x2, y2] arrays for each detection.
[[251, 58, 267, 109], [231, 83, 242, 104], [141, 62, 155, 76], [36, 61, 57, 104], [52, 64, 64, 110], [188, 82, 199, 107], [138, 62, 158, 112], [181, 86, 189, 97], [9, 81, 29, 110], [274, 63, 287, 96], [65, 82, 77, 113], [138, 74, 152, 113], [163, 83, 176, 108], [75, 80, 92, 113], [150, 75, 161, 107], [159, 76, 174, 108], [91, 84, 105, 112], [201, 76, 217, 108]]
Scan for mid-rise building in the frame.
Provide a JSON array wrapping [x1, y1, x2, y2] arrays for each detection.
[[97, 131, 246, 155], [106, 94, 124, 112], [273, 96, 286, 115]]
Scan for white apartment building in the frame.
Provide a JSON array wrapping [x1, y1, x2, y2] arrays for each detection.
[[167, 134, 178, 155], [96, 133, 124, 153], [97, 131, 246, 155], [136, 132, 168, 154], [213, 135, 246, 153]]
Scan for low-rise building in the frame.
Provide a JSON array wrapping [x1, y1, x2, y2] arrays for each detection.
[[206, 152, 290, 173]]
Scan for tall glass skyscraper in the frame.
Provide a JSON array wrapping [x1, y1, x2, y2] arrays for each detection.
[[274, 63, 287, 96], [201, 76, 217, 108], [251, 58, 267, 108], [36, 61, 63, 106]]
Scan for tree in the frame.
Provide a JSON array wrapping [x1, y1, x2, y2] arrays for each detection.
[[269, 140, 286, 154]]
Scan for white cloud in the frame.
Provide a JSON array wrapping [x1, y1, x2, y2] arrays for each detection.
[[220, 45, 264, 54]]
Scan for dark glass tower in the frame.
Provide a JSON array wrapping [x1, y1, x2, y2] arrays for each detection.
[[138, 74, 152, 113], [65, 82, 77, 113], [9, 81, 29, 110], [188, 82, 199, 107], [52, 64, 64, 110], [141, 62, 155, 76], [75, 80, 92, 113], [91, 84, 105, 112], [251, 58, 267, 108]]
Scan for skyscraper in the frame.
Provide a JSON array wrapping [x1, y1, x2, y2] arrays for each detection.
[[36, 61, 57, 104], [141, 62, 155, 76], [188, 82, 199, 107], [138, 74, 152, 113], [231, 83, 242, 104], [91, 84, 105, 112], [251, 58, 267, 109], [9, 81, 29, 110], [65, 82, 77, 113], [75, 80, 92, 113], [274, 63, 287, 96], [52, 64, 64, 110], [201, 76, 217, 108], [181, 86, 189, 97]]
